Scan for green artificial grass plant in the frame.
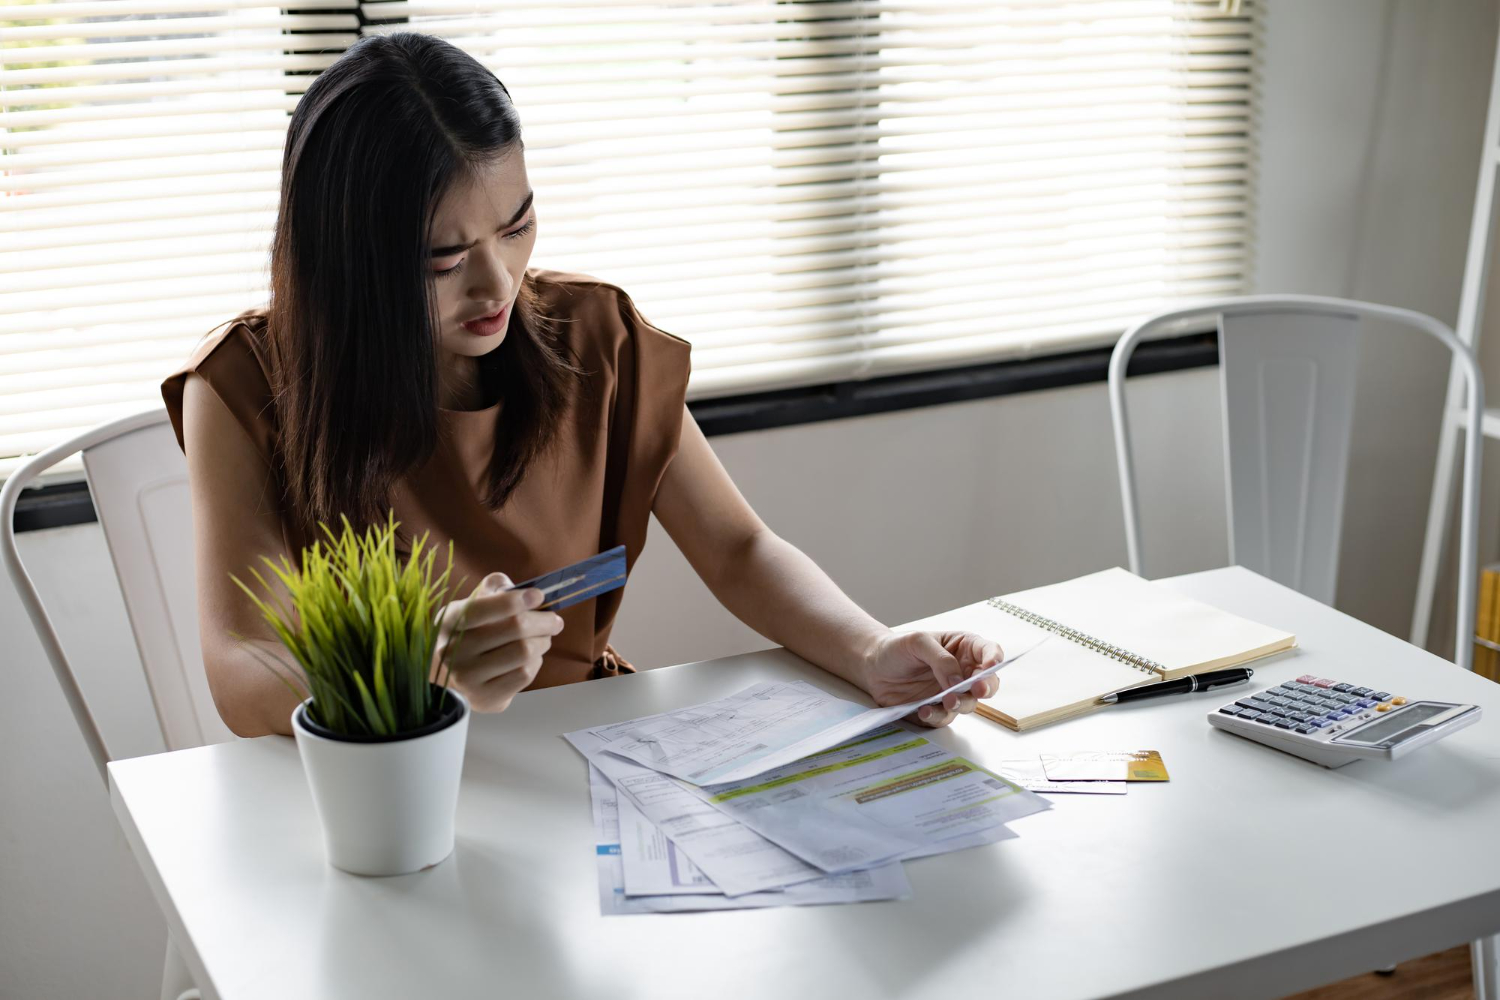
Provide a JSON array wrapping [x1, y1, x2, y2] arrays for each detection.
[[232, 514, 467, 739]]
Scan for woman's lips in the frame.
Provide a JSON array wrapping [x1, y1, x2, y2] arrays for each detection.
[[462, 304, 509, 336]]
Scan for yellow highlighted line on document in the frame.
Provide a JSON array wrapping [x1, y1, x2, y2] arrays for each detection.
[[711, 737, 929, 802]]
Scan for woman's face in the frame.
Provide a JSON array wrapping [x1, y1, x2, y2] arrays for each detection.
[[426, 149, 537, 365]]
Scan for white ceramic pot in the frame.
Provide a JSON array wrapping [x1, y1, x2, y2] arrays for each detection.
[[291, 687, 470, 876]]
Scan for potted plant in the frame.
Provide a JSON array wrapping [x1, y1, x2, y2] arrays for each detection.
[[234, 515, 471, 876]]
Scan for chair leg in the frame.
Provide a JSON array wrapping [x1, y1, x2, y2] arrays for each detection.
[[1473, 935, 1500, 1000], [160, 933, 200, 1000]]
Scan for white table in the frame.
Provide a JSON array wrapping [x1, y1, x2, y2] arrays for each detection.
[[110, 567, 1500, 1000]]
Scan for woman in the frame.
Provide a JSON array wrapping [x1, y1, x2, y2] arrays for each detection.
[[164, 32, 1002, 738]]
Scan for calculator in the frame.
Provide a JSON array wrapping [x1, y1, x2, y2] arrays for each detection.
[[1208, 674, 1481, 768]]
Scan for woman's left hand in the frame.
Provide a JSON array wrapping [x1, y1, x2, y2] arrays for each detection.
[[858, 630, 1003, 729]]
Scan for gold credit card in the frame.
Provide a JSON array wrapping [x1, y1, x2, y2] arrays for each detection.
[[1039, 750, 1170, 782]]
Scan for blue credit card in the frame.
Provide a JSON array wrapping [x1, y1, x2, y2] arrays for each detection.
[[508, 545, 628, 611]]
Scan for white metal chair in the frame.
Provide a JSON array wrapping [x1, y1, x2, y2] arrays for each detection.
[[1111, 294, 1491, 994], [1107, 294, 1484, 672], [0, 407, 233, 1000]]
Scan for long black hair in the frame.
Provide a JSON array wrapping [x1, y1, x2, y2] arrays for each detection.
[[268, 31, 579, 536]]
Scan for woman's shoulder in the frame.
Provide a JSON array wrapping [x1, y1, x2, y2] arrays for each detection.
[[161, 305, 276, 452], [527, 268, 690, 356], [176, 305, 274, 388], [526, 268, 691, 425]]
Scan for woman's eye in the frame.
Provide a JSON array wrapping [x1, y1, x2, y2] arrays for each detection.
[[431, 218, 530, 277]]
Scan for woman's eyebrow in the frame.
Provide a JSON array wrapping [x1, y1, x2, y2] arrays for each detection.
[[429, 191, 534, 257]]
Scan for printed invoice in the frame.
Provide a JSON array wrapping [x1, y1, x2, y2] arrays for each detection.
[[582, 742, 830, 897], [677, 723, 1045, 873], [571, 635, 1046, 787], [589, 765, 911, 915]]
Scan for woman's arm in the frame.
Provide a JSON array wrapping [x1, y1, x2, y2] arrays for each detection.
[[651, 408, 998, 726], [650, 409, 885, 685], [181, 373, 306, 737]]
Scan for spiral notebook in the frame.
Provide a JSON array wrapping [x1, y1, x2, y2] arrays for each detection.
[[898, 567, 1297, 731]]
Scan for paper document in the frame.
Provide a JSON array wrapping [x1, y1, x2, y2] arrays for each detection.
[[678, 723, 1047, 874], [572, 635, 1045, 787], [580, 740, 828, 896], [588, 766, 911, 914], [617, 792, 718, 895]]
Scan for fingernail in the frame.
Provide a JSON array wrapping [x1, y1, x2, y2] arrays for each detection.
[[918, 706, 933, 722], [551, 615, 564, 633]]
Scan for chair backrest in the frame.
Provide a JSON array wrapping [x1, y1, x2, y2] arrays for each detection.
[[1217, 309, 1359, 604], [83, 411, 234, 752], [1107, 294, 1485, 671], [0, 408, 233, 784]]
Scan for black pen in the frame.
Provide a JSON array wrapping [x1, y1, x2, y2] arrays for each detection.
[[1099, 667, 1254, 704]]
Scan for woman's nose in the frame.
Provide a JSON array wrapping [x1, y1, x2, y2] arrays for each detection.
[[467, 244, 514, 303]]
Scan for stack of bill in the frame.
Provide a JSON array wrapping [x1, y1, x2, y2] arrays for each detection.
[[565, 638, 1053, 915]]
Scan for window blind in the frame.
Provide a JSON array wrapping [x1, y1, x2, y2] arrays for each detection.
[[385, 0, 1256, 396], [1, 0, 358, 475], [1, 0, 1255, 477]]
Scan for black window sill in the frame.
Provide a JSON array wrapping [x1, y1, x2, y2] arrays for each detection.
[[12, 331, 1215, 533], [689, 330, 1216, 435]]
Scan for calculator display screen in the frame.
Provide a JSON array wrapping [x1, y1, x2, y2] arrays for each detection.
[[1339, 703, 1448, 745]]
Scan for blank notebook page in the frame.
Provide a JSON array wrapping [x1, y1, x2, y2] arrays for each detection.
[[1004, 566, 1296, 680]]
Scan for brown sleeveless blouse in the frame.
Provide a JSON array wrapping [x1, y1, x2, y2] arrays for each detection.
[[161, 268, 692, 689]]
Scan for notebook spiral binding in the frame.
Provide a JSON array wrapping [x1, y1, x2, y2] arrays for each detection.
[[985, 598, 1166, 675]]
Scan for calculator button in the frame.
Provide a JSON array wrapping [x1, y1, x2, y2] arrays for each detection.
[[1308, 718, 1333, 729], [1297, 674, 1319, 684], [1375, 704, 1391, 712], [1219, 706, 1240, 716], [1295, 724, 1318, 734], [1392, 696, 1408, 705], [1372, 692, 1392, 702], [1356, 699, 1377, 709], [1332, 683, 1355, 693], [1240, 711, 1265, 722], [1273, 718, 1299, 729], [1312, 678, 1336, 688], [1351, 687, 1374, 698]]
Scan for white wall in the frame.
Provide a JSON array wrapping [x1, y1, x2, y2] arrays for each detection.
[[1253, 0, 1499, 652], [612, 370, 1228, 668], [4, 2, 1496, 996]]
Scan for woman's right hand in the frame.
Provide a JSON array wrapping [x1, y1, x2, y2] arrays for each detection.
[[432, 572, 565, 712]]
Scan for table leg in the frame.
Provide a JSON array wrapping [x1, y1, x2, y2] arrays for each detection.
[[1473, 936, 1500, 1000]]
